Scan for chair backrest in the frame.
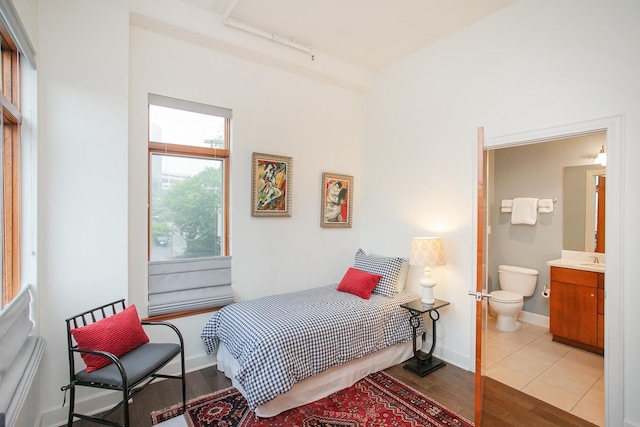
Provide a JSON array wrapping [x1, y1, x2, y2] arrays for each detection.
[[65, 299, 126, 376]]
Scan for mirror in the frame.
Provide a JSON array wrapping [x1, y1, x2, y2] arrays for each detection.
[[563, 165, 606, 253]]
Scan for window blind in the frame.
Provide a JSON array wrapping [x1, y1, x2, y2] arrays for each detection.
[[148, 256, 233, 317], [148, 93, 232, 119]]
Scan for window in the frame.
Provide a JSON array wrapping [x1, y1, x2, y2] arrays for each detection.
[[0, 4, 36, 308], [0, 32, 21, 307], [147, 94, 233, 318]]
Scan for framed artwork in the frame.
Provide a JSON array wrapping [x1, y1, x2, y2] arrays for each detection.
[[251, 152, 292, 217], [321, 172, 353, 228]]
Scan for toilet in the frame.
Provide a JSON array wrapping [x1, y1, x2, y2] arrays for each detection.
[[489, 264, 539, 332]]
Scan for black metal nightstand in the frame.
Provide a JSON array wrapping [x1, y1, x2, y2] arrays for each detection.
[[400, 298, 450, 377]]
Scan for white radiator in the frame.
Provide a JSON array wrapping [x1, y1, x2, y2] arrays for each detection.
[[0, 285, 45, 427]]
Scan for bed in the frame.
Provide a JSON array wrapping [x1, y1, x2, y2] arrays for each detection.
[[200, 249, 424, 417]]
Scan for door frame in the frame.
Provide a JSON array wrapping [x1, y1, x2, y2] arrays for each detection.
[[475, 116, 623, 426], [474, 127, 487, 424], [585, 167, 606, 251]]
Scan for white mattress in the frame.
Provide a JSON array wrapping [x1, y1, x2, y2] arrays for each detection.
[[216, 340, 414, 418]]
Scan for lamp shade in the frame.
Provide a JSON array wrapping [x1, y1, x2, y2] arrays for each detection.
[[410, 237, 446, 267], [594, 145, 607, 166]]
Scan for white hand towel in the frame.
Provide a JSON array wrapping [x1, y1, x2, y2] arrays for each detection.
[[501, 199, 513, 213], [538, 199, 554, 213], [511, 198, 538, 225]]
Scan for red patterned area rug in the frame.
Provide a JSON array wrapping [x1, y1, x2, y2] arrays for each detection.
[[151, 371, 474, 427]]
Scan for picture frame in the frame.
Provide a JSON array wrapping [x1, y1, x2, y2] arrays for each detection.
[[251, 152, 292, 217], [321, 172, 353, 228]]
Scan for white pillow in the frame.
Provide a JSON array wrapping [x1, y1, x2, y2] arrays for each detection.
[[370, 253, 409, 292], [396, 260, 409, 291]]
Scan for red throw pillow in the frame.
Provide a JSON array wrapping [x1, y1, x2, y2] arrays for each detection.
[[70, 304, 150, 373], [337, 267, 382, 299]]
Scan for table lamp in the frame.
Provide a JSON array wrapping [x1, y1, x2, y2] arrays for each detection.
[[410, 237, 446, 304]]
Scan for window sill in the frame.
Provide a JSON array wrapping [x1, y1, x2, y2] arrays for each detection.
[[142, 305, 226, 322]]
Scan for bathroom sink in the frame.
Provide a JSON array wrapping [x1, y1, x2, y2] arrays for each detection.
[[580, 262, 605, 270], [547, 254, 605, 272]]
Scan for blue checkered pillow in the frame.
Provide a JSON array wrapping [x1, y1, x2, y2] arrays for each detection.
[[353, 249, 405, 297]]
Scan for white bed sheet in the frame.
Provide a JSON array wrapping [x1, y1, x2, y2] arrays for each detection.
[[216, 340, 414, 418]]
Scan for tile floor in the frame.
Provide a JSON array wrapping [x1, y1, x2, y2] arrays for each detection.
[[485, 316, 604, 426]]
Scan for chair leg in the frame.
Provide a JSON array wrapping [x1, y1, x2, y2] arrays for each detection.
[[67, 386, 75, 427], [180, 350, 186, 412], [123, 388, 130, 427]]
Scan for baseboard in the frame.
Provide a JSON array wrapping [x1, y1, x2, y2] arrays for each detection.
[[518, 310, 549, 329], [433, 346, 471, 372], [40, 353, 216, 427], [420, 337, 471, 373]]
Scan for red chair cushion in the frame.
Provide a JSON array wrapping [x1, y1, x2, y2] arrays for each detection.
[[70, 304, 150, 373]]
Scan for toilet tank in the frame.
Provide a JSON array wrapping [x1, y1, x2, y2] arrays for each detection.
[[498, 264, 539, 297]]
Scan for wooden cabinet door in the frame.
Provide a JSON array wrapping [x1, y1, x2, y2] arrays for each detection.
[[550, 280, 598, 346]]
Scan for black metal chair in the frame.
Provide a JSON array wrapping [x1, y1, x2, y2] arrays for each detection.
[[62, 300, 186, 427]]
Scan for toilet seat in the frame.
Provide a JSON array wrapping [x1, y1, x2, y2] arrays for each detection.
[[490, 290, 523, 304]]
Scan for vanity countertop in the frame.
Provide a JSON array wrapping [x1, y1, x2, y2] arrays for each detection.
[[547, 258, 605, 273], [547, 250, 605, 273]]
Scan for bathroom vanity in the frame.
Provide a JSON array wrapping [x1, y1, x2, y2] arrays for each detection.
[[547, 255, 604, 355]]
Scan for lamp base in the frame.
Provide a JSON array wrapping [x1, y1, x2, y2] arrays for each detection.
[[419, 267, 436, 304], [421, 293, 435, 304], [403, 354, 446, 377]]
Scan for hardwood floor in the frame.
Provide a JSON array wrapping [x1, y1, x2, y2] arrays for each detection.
[[69, 363, 597, 426], [481, 377, 598, 427]]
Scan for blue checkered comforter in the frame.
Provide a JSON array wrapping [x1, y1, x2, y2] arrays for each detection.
[[201, 285, 423, 409]]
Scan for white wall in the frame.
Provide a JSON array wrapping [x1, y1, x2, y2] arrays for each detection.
[[128, 12, 364, 373], [37, 1, 131, 424], [37, 0, 364, 425], [361, 0, 640, 425]]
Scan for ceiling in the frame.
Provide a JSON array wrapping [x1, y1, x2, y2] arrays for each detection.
[[178, 0, 515, 71]]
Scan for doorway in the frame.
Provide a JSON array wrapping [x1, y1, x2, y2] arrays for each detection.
[[485, 133, 605, 425], [477, 116, 623, 426]]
